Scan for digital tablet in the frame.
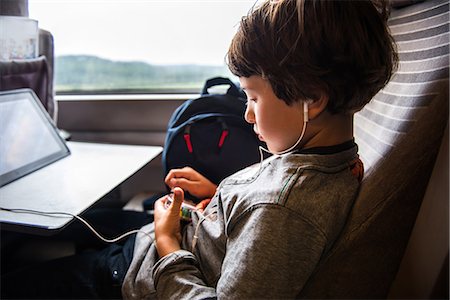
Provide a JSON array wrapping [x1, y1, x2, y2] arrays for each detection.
[[0, 89, 70, 187]]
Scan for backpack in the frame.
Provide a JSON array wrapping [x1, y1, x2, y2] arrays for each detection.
[[161, 77, 264, 202]]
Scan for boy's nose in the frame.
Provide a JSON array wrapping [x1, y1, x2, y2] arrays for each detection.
[[244, 104, 255, 124]]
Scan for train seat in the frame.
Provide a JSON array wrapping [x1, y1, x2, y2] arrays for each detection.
[[299, 0, 449, 298]]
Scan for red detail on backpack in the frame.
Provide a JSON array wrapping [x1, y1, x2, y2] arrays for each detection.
[[218, 130, 229, 148], [184, 134, 193, 153]]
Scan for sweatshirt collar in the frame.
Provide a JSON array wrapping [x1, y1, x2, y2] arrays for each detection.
[[295, 139, 356, 155]]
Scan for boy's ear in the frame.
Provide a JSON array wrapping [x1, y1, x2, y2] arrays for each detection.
[[307, 93, 329, 120]]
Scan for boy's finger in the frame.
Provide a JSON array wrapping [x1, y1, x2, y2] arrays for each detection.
[[168, 178, 193, 192], [165, 168, 196, 182], [164, 171, 186, 186], [170, 187, 184, 215]]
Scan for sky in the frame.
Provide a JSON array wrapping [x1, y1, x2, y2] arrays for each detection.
[[28, 0, 257, 66]]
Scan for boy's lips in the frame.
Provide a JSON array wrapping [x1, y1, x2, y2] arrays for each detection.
[[254, 126, 264, 141], [255, 131, 264, 141]]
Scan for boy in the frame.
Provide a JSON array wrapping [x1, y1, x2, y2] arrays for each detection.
[[125, 0, 397, 299], [2, 0, 397, 298]]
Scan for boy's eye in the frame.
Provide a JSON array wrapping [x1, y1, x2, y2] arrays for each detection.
[[245, 99, 256, 106]]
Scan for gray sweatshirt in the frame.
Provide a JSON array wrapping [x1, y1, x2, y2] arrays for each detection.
[[122, 146, 361, 299]]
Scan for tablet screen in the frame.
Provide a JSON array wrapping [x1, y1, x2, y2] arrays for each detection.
[[0, 89, 70, 187]]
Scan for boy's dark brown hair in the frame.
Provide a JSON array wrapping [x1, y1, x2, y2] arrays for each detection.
[[227, 0, 398, 114]]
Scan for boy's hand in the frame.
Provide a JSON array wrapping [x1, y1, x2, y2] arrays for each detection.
[[154, 187, 184, 257], [165, 167, 217, 199]]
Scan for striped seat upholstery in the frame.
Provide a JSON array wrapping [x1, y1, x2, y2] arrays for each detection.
[[299, 0, 449, 298], [356, 0, 449, 173]]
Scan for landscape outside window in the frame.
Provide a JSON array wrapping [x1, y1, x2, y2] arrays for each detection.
[[29, 0, 256, 94]]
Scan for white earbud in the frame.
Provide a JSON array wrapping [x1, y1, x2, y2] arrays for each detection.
[[303, 101, 309, 123]]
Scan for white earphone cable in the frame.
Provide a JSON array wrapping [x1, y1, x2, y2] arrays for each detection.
[[0, 207, 152, 243]]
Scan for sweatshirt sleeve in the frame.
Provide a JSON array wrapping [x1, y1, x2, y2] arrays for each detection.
[[152, 250, 216, 299], [152, 205, 327, 299]]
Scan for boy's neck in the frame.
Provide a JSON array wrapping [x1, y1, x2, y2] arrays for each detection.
[[302, 112, 354, 150]]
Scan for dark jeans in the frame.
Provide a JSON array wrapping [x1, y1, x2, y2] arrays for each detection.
[[1, 209, 152, 299]]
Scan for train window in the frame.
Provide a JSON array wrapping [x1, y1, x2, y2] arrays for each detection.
[[29, 0, 256, 94]]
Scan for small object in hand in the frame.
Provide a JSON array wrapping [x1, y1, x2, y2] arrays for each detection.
[[165, 194, 197, 222]]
